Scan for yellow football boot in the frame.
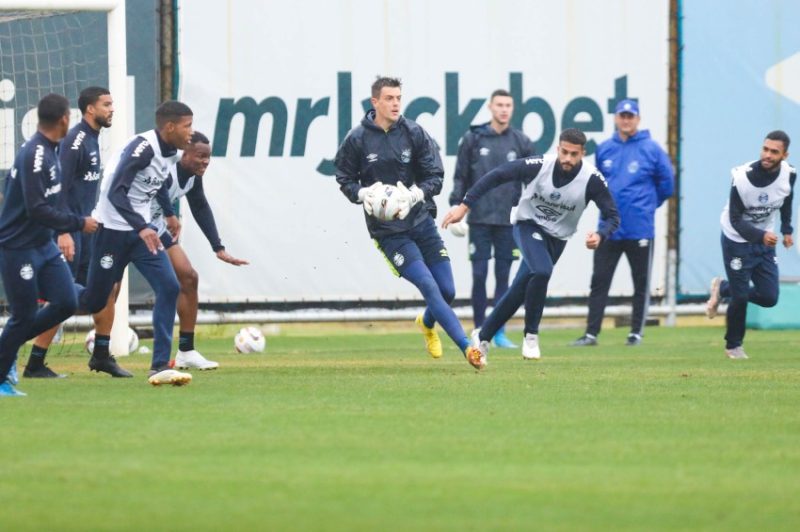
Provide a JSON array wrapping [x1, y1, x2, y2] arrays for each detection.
[[415, 314, 443, 359]]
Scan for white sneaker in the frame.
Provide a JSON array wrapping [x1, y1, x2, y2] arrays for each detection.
[[471, 329, 490, 366], [522, 333, 541, 360], [725, 346, 749, 360], [175, 350, 219, 370], [148, 369, 192, 386]]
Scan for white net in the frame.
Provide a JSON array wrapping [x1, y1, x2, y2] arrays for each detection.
[[0, 10, 108, 170], [0, 9, 110, 352]]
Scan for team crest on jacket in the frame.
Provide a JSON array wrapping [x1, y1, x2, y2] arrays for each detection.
[[507, 150, 517, 162], [392, 252, 405, 267], [400, 149, 411, 163], [730, 257, 743, 271], [19, 264, 33, 280], [100, 254, 114, 270], [758, 193, 769, 204], [627, 161, 639, 173]]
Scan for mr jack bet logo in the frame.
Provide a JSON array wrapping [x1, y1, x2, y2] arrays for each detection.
[[205, 72, 638, 176]]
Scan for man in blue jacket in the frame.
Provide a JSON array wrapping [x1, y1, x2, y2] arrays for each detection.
[[335, 76, 483, 370], [0, 94, 99, 397], [572, 99, 674, 347], [449, 89, 535, 348]]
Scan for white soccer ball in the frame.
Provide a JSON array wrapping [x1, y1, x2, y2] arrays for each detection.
[[448, 220, 468, 237], [234, 326, 266, 353], [84, 327, 139, 355], [372, 184, 402, 221]]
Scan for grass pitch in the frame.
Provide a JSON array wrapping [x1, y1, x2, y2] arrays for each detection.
[[1, 324, 799, 531]]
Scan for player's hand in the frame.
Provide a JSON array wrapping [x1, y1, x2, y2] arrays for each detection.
[[763, 231, 778, 247], [586, 231, 602, 249], [357, 181, 383, 216], [138, 227, 161, 255], [442, 204, 469, 228], [58, 233, 75, 262], [165, 215, 181, 242], [448, 220, 468, 237], [395, 182, 424, 220], [216, 249, 249, 266], [783, 233, 794, 248], [82, 216, 99, 233]]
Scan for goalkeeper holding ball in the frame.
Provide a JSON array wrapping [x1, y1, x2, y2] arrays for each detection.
[[335, 76, 484, 369]]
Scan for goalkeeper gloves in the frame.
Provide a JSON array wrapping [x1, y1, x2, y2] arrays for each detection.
[[395, 181, 425, 220], [357, 181, 383, 216]]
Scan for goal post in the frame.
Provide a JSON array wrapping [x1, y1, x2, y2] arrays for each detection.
[[0, 0, 130, 356]]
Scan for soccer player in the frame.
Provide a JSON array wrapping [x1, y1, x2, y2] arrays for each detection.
[[449, 89, 536, 348], [705, 131, 795, 359], [0, 94, 99, 397], [23, 86, 114, 379], [572, 99, 674, 348], [335, 76, 484, 369], [78, 100, 193, 385], [443, 128, 620, 362], [149, 131, 248, 368]]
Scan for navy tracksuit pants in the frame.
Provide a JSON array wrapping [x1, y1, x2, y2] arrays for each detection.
[[479, 220, 566, 340], [0, 241, 77, 382], [80, 226, 179, 370], [720, 233, 779, 349]]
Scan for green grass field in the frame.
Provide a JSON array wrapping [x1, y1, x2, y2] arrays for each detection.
[[1, 324, 799, 531]]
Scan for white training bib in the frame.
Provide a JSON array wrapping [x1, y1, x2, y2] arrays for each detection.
[[720, 160, 792, 243], [151, 164, 196, 236], [95, 130, 180, 231], [514, 154, 594, 239]]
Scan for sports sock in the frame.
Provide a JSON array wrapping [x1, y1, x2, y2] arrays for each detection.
[[422, 260, 458, 328], [179, 331, 195, 352], [403, 261, 467, 351], [94, 335, 111, 358], [27, 345, 48, 368]]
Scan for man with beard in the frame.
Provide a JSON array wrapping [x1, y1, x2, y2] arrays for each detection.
[[705, 131, 796, 359], [444, 128, 620, 363], [23, 87, 114, 379]]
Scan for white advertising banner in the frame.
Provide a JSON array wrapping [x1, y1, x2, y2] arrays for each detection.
[[178, 0, 670, 302]]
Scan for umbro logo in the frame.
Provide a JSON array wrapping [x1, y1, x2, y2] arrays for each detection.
[[366, 153, 378, 163]]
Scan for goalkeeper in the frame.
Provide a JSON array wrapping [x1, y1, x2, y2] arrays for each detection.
[[335, 76, 484, 369]]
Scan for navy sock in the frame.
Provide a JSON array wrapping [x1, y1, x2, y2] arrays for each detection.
[[403, 260, 468, 352], [28, 345, 48, 368], [94, 335, 110, 358], [179, 331, 195, 352]]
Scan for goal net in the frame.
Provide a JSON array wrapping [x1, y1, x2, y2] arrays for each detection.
[[0, 1, 130, 355]]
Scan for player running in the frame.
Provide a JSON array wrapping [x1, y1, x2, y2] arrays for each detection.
[[444, 128, 620, 362], [705, 130, 796, 359], [335, 76, 484, 369], [78, 100, 193, 386], [23, 86, 114, 379], [0, 94, 99, 397]]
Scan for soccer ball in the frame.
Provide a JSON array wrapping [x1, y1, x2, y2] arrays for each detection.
[[234, 326, 266, 353], [373, 184, 402, 221], [84, 327, 139, 355]]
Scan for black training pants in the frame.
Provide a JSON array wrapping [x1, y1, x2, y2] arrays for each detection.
[[585, 238, 654, 337]]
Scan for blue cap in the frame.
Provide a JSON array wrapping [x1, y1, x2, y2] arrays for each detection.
[[615, 99, 639, 115]]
